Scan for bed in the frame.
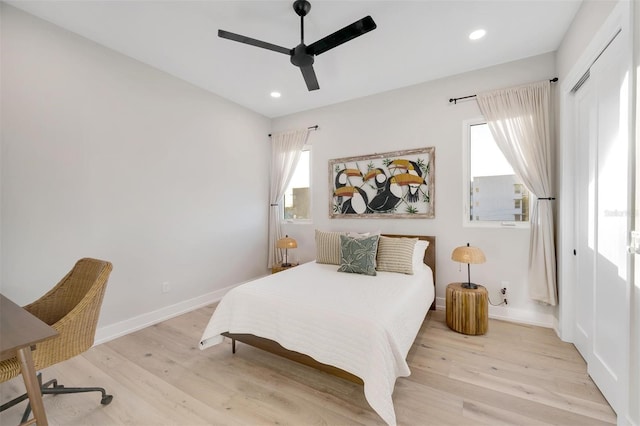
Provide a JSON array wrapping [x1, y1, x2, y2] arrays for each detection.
[[200, 234, 436, 425]]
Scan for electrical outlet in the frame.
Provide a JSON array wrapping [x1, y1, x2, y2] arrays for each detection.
[[162, 282, 170, 293], [500, 281, 509, 305]]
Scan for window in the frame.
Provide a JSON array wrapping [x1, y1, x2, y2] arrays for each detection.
[[283, 145, 311, 221], [463, 119, 530, 227]]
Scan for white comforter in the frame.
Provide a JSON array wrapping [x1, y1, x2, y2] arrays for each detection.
[[199, 261, 434, 425]]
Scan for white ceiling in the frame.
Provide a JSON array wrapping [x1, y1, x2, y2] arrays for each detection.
[[7, 0, 582, 118]]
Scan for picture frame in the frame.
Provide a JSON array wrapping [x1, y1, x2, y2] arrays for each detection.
[[329, 147, 435, 219]]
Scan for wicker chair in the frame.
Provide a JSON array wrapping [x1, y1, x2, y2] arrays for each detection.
[[0, 258, 114, 422]]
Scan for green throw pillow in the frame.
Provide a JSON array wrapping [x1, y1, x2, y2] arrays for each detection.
[[338, 234, 379, 276]]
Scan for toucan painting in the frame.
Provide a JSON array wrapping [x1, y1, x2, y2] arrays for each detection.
[[329, 147, 434, 218]]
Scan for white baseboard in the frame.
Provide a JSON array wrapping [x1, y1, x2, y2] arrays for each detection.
[[435, 296, 554, 329], [96, 285, 554, 346], [94, 283, 239, 345]]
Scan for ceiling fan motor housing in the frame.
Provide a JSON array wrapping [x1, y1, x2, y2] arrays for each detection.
[[291, 44, 314, 67], [293, 0, 311, 17]]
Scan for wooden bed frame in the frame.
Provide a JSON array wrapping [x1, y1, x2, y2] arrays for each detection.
[[221, 234, 436, 385]]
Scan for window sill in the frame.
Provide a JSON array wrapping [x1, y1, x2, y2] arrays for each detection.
[[281, 219, 313, 225], [463, 221, 530, 229]]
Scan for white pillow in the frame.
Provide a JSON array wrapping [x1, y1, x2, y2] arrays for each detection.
[[346, 230, 381, 238], [412, 240, 430, 271], [346, 231, 371, 238]]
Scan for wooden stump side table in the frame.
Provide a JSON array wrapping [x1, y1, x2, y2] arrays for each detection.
[[271, 263, 299, 274], [446, 282, 488, 335]]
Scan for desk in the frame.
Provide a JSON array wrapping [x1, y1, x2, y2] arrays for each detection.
[[1, 294, 58, 426]]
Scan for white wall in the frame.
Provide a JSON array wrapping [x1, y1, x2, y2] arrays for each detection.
[[556, 0, 618, 80], [276, 52, 558, 327], [0, 4, 271, 337]]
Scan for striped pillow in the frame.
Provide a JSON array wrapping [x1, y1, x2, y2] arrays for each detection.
[[315, 230, 345, 265], [376, 236, 418, 274]]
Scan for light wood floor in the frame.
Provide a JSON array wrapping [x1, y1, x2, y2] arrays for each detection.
[[0, 306, 615, 425]]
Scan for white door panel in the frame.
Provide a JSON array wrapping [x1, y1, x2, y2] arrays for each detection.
[[589, 31, 629, 414], [574, 77, 596, 361], [574, 29, 630, 415]]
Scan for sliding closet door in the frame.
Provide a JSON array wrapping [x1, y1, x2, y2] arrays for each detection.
[[575, 30, 630, 414], [574, 78, 596, 361], [591, 30, 630, 414]]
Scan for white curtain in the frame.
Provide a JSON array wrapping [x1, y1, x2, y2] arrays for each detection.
[[268, 128, 310, 268], [476, 80, 557, 305]]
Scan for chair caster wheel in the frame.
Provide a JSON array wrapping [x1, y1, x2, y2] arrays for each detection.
[[101, 394, 113, 405]]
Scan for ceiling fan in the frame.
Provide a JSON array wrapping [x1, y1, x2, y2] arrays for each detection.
[[218, 0, 377, 91]]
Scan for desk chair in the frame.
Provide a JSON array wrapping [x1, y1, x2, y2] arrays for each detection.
[[0, 258, 113, 422]]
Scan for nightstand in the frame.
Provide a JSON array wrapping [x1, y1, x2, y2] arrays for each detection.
[[445, 282, 488, 335], [271, 263, 298, 274]]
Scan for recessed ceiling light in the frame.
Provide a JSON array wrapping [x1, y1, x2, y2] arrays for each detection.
[[270, 91, 281, 98], [469, 29, 486, 41]]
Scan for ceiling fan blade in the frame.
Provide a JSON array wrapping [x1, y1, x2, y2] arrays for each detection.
[[218, 30, 291, 55], [300, 65, 320, 91], [307, 16, 376, 56]]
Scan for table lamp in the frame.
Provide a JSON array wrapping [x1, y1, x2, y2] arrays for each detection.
[[276, 235, 297, 267], [451, 243, 486, 289]]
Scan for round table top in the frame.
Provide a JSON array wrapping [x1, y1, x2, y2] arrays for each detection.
[[447, 282, 488, 293]]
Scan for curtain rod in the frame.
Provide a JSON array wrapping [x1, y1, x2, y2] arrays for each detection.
[[268, 125, 318, 137], [449, 78, 559, 104]]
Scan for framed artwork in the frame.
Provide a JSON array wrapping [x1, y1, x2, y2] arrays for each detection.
[[329, 147, 435, 219]]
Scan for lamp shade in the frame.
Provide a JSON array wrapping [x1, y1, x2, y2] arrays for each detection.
[[276, 235, 297, 249], [451, 245, 486, 264]]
